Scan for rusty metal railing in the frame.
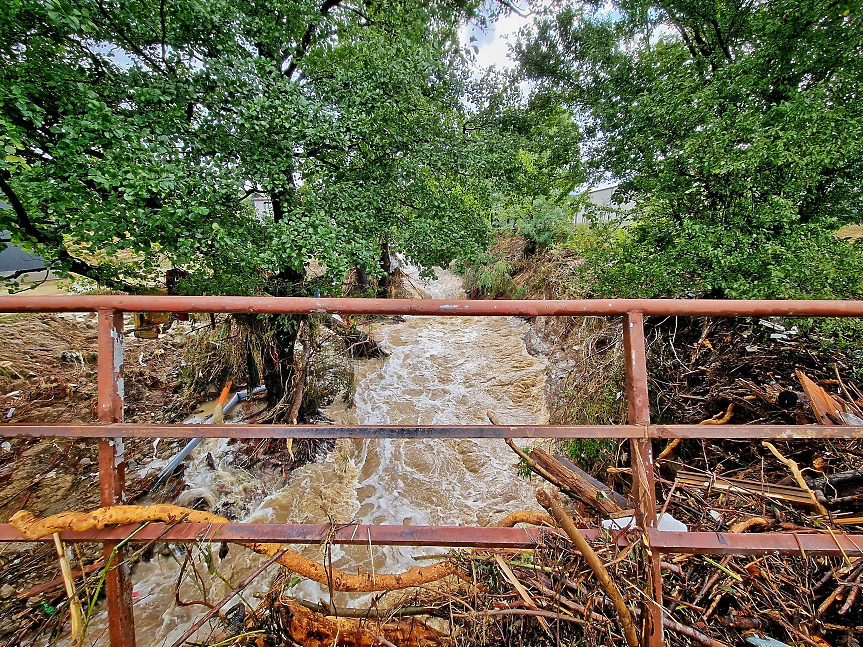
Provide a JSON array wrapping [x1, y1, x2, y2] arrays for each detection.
[[1, 295, 862, 647]]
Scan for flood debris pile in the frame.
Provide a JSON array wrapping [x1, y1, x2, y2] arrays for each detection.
[[0, 309, 382, 647], [647, 315, 861, 430], [474, 317, 863, 645]]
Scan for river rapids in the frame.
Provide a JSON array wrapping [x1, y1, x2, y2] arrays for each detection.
[[88, 268, 549, 646]]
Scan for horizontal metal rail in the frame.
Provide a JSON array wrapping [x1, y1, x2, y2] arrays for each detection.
[[1, 295, 861, 647], [0, 294, 863, 317], [2, 423, 861, 439], [0, 524, 859, 556]]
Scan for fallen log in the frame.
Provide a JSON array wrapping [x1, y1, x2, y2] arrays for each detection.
[[553, 454, 632, 508], [530, 447, 623, 516], [489, 411, 593, 507], [10, 505, 456, 592]]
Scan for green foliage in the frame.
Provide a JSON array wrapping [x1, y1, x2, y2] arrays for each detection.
[[517, 0, 863, 303], [464, 258, 519, 298], [562, 438, 616, 472], [502, 196, 575, 255], [0, 0, 510, 296], [516, 449, 534, 479], [579, 217, 863, 301]]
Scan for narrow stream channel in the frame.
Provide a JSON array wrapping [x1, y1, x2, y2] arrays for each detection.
[[90, 268, 549, 646]]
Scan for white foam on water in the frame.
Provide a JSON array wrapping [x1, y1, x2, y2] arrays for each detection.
[[87, 267, 549, 646]]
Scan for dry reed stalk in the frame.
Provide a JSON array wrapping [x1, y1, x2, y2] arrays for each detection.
[[535, 489, 639, 647], [52, 533, 84, 647]]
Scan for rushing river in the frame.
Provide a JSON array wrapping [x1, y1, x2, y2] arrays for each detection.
[[89, 269, 549, 646]]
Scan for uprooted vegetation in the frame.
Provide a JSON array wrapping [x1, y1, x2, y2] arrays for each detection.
[[0, 308, 383, 647]]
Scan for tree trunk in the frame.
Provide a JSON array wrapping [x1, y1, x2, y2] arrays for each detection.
[[259, 191, 306, 416], [376, 242, 393, 298], [355, 265, 369, 287], [261, 314, 301, 413]]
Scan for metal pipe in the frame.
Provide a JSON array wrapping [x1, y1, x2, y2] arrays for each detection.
[[151, 385, 266, 489], [0, 524, 859, 556], [96, 309, 136, 647], [624, 312, 664, 647], [0, 295, 862, 317]]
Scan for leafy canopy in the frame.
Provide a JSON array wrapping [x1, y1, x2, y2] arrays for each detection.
[[0, 0, 524, 294], [517, 0, 863, 299]]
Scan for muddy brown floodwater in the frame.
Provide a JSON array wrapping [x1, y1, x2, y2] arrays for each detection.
[[86, 268, 551, 646]]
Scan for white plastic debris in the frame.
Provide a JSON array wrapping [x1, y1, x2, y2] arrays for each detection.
[[602, 513, 687, 533]]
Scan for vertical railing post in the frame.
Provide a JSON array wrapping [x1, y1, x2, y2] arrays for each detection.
[[97, 309, 136, 647], [623, 311, 665, 647]]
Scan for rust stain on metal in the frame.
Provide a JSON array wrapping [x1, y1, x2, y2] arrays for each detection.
[[0, 295, 862, 317], [1, 294, 862, 646]]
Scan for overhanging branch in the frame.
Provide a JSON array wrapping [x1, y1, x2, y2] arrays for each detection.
[[0, 171, 139, 293]]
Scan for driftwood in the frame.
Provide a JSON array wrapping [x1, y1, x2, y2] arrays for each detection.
[[490, 410, 619, 515], [264, 599, 446, 647], [675, 470, 817, 506], [728, 517, 772, 533], [762, 442, 829, 515], [659, 404, 733, 463], [496, 511, 555, 528], [536, 489, 639, 647], [554, 454, 632, 508], [530, 447, 623, 515], [10, 505, 455, 592], [532, 576, 729, 647], [17, 558, 104, 599], [809, 469, 863, 492], [699, 403, 734, 425]]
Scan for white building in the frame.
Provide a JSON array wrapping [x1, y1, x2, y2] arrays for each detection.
[[574, 184, 635, 225]]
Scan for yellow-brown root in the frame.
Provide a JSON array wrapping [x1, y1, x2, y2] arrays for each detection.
[[267, 599, 447, 647], [496, 511, 555, 528], [10, 505, 456, 592]]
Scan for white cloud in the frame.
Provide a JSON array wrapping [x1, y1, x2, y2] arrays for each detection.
[[463, 10, 533, 71]]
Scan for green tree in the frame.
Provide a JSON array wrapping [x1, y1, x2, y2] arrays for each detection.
[[516, 0, 863, 300], [0, 0, 511, 411]]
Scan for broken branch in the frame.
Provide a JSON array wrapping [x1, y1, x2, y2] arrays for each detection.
[[762, 442, 829, 515], [535, 489, 639, 647]]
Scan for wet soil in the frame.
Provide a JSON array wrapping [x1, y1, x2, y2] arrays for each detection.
[[0, 313, 200, 645]]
